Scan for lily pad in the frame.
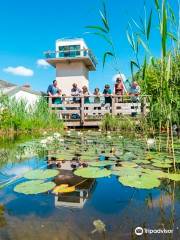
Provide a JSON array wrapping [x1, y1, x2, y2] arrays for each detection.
[[142, 168, 167, 178], [14, 180, 55, 195], [89, 161, 116, 167], [122, 152, 136, 161], [134, 160, 150, 164], [24, 169, 59, 180], [165, 173, 180, 181], [120, 161, 138, 168], [151, 162, 172, 168], [111, 167, 142, 176], [74, 167, 111, 178], [151, 159, 173, 164], [119, 174, 160, 189], [53, 184, 75, 194]]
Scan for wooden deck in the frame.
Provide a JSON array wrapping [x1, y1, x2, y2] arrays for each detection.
[[48, 95, 149, 127]]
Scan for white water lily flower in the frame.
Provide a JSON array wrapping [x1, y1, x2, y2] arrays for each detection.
[[40, 139, 48, 145], [77, 132, 83, 136], [107, 131, 111, 135], [107, 135, 111, 139], [147, 138, 155, 146], [46, 136, 54, 142], [98, 129, 101, 132], [119, 135, 123, 139], [53, 132, 61, 138]]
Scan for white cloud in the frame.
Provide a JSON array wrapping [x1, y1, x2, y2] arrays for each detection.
[[3, 66, 34, 77], [112, 73, 126, 82], [37, 59, 50, 68]]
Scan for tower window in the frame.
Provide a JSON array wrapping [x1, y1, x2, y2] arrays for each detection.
[[59, 45, 80, 58]]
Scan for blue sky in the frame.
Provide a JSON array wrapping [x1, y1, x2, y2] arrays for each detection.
[[0, 0, 178, 92]]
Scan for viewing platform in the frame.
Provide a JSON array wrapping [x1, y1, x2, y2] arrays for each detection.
[[48, 95, 149, 127], [44, 48, 97, 70]]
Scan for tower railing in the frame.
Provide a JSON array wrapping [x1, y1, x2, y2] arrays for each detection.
[[47, 95, 150, 126], [44, 49, 97, 67]]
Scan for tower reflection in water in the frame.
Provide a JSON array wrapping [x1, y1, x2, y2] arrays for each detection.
[[47, 155, 96, 208]]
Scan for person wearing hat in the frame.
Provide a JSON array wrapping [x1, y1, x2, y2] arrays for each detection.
[[103, 84, 112, 106]]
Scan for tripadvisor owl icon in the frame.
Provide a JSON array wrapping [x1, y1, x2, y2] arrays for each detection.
[[135, 227, 144, 236]]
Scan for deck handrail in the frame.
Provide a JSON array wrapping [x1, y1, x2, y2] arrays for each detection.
[[44, 48, 97, 66], [44, 94, 151, 98]]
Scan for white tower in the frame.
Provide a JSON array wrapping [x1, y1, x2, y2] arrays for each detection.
[[45, 38, 97, 95]]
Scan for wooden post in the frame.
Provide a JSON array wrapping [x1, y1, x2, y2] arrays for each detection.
[[80, 96, 84, 126], [48, 97, 52, 113], [142, 96, 147, 116], [111, 96, 116, 115]]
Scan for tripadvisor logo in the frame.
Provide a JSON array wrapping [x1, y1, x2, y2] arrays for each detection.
[[135, 226, 173, 235], [135, 227, 143, 236]]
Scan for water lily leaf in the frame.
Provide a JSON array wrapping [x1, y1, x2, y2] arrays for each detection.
[[24, 169, 59, 180], [92, 219, 106, 234], [165, 173, 180, 181], [151, 159, 173, 164], [112, 166, 142, 176], [89, 161, 116, 167], [14, 180, 55, 195], [120, 161, 138, 167], [134, 160, 150, 164], [122, 152, 136, 161], [119, 174, 160, 189], [142, 168, 167, 178], [151, 162, 172, 168], [53, 184, 75, 194], [74, 167, 111, 178]]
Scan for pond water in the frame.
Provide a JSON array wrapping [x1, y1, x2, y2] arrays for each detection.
[[0, 131, 180, 240]]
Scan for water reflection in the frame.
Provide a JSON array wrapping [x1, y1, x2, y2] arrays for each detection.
[[54, 169, 96, 209], [0, 134, 180, 240]]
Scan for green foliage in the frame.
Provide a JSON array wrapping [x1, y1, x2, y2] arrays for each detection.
[[14, 180, 55, 195], [119, 174, 161, 189], [24, 169, 59, 180], [74, 167, 111, 178], [100, 114, 136, 131], [0, 95, 64, 132]]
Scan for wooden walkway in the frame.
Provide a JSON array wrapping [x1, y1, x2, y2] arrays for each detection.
[[49, 95, 149, 127]]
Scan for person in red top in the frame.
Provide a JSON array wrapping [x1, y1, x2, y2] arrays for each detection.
[[114, 77, 124, 102]]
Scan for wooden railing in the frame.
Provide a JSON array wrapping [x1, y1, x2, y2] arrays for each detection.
[[47, 95, 149, 126]]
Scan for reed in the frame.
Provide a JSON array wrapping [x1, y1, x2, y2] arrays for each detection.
[[0, 95, 64, 134], [87, 0, 179, 171]]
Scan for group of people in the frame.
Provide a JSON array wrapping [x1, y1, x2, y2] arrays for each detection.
[[47, 77, 141, 105]]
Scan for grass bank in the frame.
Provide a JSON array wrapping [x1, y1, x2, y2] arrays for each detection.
[[0, 95, 64, 139]]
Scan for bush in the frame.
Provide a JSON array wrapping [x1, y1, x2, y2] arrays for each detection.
[[0, 95, 64, 132]]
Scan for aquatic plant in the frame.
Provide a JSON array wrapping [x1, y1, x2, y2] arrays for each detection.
[[119, 174, 161, 189], [24, 169, 59, 180], [0, 95, 64, 135], [87, 0, 179, 171], [14, 180, 55, 195], [53, 184, 75, 194], [74, 167, 111, 178]]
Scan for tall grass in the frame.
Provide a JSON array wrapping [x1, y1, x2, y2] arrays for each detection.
[[0, 95, 64, 133], [87, 0, 179, 170]]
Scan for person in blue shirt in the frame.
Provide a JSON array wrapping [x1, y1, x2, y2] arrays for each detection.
[[129, 81, 141, 102], [47, 80, 62, 104], [103, 84, 112, 106]]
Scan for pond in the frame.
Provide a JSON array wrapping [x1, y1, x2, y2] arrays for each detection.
[[0, 130, 180, 240]]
